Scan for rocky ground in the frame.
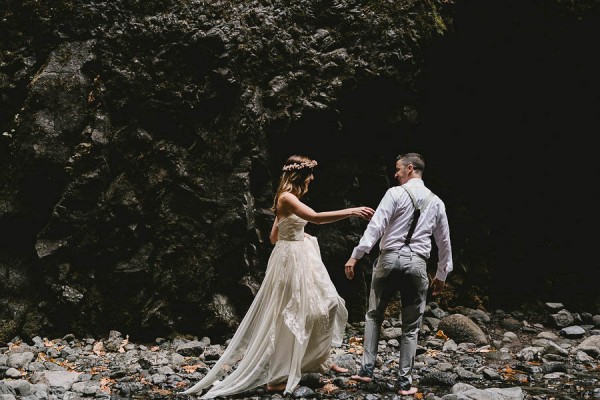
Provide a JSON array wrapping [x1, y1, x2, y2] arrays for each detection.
[[1, 302, 598, 400]]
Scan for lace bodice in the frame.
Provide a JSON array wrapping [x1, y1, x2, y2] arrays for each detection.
[[278, 214, 307, 241]]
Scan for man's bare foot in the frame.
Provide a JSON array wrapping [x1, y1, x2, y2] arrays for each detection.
[[266, 382, 286, 392], [350, 374, 372, 383], [330, 364, 349, 373], [398, 387, 418, 395]]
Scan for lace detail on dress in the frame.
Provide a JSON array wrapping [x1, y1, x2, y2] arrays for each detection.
[[181, 213, 348, 399], [281, 241, 310, 344]]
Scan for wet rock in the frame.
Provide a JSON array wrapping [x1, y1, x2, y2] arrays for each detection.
[[299, 372, 321, 389], [104, 331, 125, 352], [537, 331, 559, 340], [559, 325, 586, 338], [0, 382, 16, 395], [438, 314, 488, 345], [3, 369, 20, 379], [382, 327, 403, 340], [543, 341, 569, 356], [544, 302, 564, 311], [482, 367, 502, 380], [467, 309, 491, 325], [550, 310, 575, 328], [203, 344, 224, 361], [446, 382, 523, 399], [577, 335, 600, 357], [421, 371, 458, 387], [29, 370, 80, 390], [175, 340, 205, 357], [7, 353, 34, 369], [292, 385, 315, 398], [500, 317, 522, 331]]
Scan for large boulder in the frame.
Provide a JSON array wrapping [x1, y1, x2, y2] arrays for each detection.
[[438, 314, 488, 345]]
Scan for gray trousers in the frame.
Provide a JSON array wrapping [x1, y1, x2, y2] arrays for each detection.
[[361, 249, 429, 390]]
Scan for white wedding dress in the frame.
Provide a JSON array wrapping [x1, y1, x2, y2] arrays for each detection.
[[181, 214, 348, 398]]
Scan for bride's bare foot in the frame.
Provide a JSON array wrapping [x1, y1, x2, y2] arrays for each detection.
[[266, 382, 287, 392], [330, 364, 349, 373], [398, 387, 418, 395], [350, 374, 373, 383]]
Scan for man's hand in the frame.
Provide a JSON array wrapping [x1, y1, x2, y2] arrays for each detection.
[[345, 258, 358, 280], [430, 277, 445, 296]]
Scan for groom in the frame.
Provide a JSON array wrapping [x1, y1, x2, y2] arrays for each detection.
[[344, 152, 453, 396]]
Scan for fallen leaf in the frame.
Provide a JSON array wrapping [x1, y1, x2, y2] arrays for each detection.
[[425, 349, 439, 357], [435, 330, 448, 340], [8, 340, 22, 350], [348, 336, 363, 344], [182, 364, 204, 373], [320, 383, 338, 394], [93, 341, 105, 356]]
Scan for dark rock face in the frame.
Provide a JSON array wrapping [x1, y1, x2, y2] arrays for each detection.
[[0, 0, 453, 341]]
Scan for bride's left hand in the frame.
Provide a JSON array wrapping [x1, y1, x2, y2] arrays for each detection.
[[352, 206, 375, 221]]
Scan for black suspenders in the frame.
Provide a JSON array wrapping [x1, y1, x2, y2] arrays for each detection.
[[403, 186, 436, 246]]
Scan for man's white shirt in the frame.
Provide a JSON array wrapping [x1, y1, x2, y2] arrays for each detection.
[[350, 178, 453, 281]]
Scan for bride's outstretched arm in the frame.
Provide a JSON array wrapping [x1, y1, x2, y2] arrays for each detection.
[[278, 192, 374, 225]]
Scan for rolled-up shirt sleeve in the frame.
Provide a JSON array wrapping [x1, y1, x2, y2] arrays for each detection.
[[432, 203, 453, 281], [351, 188, 396, 260]]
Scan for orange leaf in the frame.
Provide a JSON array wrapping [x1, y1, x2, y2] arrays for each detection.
[[321, 383, 338, 394], [182, 364, 204, 373], [348, 336, 363, 344]]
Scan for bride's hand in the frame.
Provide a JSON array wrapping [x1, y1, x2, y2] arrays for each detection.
[[351, 206, 375, 221]]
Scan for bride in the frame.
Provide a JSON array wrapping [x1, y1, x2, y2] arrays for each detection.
[[180, 155, 374, 398]]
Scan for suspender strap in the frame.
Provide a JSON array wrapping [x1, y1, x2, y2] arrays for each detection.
[[403, 187, 436, 246]]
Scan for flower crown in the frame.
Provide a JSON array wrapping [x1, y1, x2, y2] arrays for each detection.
[[282, 160, 318, 172]]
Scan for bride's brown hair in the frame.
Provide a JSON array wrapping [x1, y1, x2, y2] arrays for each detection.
[[271, 155, 317, 212]]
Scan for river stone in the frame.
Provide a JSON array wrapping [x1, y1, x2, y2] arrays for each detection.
[[449, 382, 524, 400], [559, 325, 586, 338], [7, 353, 34, 369], [420, 371, 457, 387], [500, 317, 522, 331], [0, 382, 15, 395], [438, 314, 488, 345], [550, 310, 574, 328], [577, 335, 600, 357]]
